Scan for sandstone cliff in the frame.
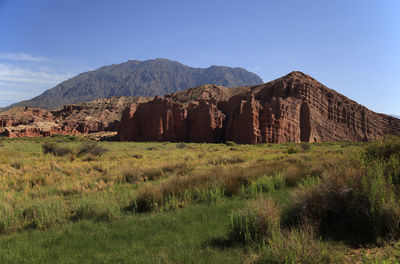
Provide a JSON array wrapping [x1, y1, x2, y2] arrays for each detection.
[[118, 72, 400, 143], [0, 97, 150, 138]]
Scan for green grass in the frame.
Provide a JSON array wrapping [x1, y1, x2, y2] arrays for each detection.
[[0, 198, 250, 264], [1, 135, 399, 263]]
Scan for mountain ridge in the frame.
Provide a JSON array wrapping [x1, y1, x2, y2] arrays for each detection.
[[10, 58, 263, 110]]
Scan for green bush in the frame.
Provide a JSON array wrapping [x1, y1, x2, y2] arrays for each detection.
[[122, 168, 143, 183], [132, 186, 163, 213], [42, 141, 73, 156], [287, 163, 400, 243], [286, 146, 299, 154], [360, 135, 400, 163], [77, 142, 108, 157]]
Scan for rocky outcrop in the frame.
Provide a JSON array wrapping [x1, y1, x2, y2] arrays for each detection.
[[0, 97, 150, 138], [118, 72, 400, 143]]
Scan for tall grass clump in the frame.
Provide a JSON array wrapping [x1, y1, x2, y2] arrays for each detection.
[[240, 173, 286, 199], [0, 203, 18, 234], [22, 199, 67, 229], [71, 195, 121, 221], [259, 223, 339, 264], [228, 197, 280, 244]]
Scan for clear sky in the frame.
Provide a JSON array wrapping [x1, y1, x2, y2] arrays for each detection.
[[0, 0, 399, 115]]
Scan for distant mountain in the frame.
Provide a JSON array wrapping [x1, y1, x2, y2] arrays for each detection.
[[11, 58, 263, 110], [392, 115, 400, 119]]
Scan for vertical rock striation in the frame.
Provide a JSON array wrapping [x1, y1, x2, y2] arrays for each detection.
[[118, 72, 400, 143]]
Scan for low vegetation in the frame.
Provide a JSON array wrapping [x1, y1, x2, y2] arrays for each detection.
[[0, 135, 399, 262]]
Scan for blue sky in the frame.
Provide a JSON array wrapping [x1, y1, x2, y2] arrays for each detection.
[[0, 0, 399, 115]]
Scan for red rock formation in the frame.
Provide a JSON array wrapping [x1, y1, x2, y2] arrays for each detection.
[[0, 97, 150, 138], [118, 72, 400, 143]]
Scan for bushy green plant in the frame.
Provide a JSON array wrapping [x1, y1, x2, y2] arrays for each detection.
[[122, 168, 143, 183], [77, 142, 107, 157], [286, 146, 299, 154], [360, 135, 400, 163], [133, 186, 163, 213], [287, 163, 400, 243], [42, 141, 73, 156]]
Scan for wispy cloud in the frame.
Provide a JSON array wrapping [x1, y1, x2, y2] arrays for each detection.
[[0, 52, 50, 62], [0, 52, 82, 106], [0, 64, 74, 85]]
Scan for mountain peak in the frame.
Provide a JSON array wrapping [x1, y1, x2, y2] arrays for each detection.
[[10, 59, 263, 110], [284, 71, 313, 80]]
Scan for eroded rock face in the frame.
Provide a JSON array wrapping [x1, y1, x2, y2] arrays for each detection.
[[118, 72, 400, 143], [0, 97, 150, 138]]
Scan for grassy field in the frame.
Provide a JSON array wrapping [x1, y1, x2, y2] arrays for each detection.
[[0, 135, 399, 263]]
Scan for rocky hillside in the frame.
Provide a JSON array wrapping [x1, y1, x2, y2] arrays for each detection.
[[118, 71, 400, 143], [0, 96, 150, 137], [11, 58, 263, 110]]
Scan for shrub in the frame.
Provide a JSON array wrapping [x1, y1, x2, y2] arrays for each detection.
[[360, 135, 400, 163], [134, 186, 163, 213], [286, 146, 299, 154], [360, 136, 400, 186], [283, 164, 309, 187], [42, 142, 73, 157], [10, 160, 23, 170], [229, 197, 280, 244], [162, 162, 194, 176], [122, 168, 143, 183], [222, 171, 252, 196], [142, 167, 164, 181], [77, 142, 107, 157], [287, 163, 400, 243]]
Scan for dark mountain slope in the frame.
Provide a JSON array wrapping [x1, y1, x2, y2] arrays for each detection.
[[13, 58, 263, 109]]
